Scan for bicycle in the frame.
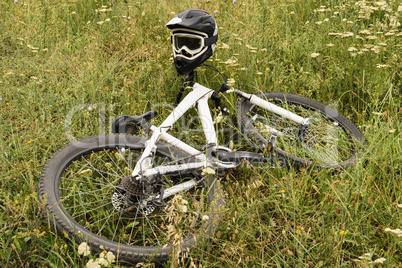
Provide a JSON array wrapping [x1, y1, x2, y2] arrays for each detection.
[[38, 9, 366, 265]]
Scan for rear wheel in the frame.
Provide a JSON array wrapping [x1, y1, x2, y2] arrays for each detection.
[[238, 92, 366, 169], [38, 134, 224, 264]]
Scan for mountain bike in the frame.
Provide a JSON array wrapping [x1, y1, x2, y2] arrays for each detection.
[[38, 68, 366, 264]]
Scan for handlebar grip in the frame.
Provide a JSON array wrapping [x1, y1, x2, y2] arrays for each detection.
[[220, 83, 230, 93]]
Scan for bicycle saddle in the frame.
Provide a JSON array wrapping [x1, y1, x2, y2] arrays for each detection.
[[112, 111, 157, 135]]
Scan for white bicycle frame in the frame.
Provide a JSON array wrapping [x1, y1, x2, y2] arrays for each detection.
[[131, 83, 308, 184]]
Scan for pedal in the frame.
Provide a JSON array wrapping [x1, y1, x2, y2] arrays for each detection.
[[267, 130, 278, 152]]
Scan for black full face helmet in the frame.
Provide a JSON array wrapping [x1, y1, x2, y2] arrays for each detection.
[[166, 9, 218, 75]]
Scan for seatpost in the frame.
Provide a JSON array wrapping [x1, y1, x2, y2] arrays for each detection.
[[185, 71, 195, 83], [174, 71, 195, 106]]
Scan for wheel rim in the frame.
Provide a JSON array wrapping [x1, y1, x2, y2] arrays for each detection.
[[244, 96, 363, 166], [56, 144, 217, 251]]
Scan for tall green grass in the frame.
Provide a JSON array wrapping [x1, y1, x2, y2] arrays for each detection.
[[0, 0, 401, 267]]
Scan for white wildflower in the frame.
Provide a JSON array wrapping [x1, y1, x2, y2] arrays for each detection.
[[366, 36, 377, 40], [178, 205, 188, 213], [105, 18, 111, 22], [374, 2, 387, 6], [86, 259, 100, 268], [359, 30, 371, 35], [98, 251, 116, 267], [78, 242, 91, 256], [227, 78, 235, 87], [256, 71, 263, 75], [96, 21, 104, 25], [358, 48, 370, 54], [342, 18, 347, 22], [327, 43, 335, 47], [328, 32, 342, 36], [223, 59, 237, 65], [106, 251, 115, 263], [369, 258, 386, 264], [98, 8, 112, 12], [389, 16, 401, 28], [389, 129, 396, 133], [342, 32, 354, 37], [398, 4, 402, 12], [384, 228, 402, 236], [315, 21, 323, 25], [372, 112, 383, 115], [397, 204, 402, 208], [378, 43, 387, 46], [246, 44, 257, 50], [384, 32, 395, 36], [348, 47, 358, 51], [27, 45, 39, 50], [98, 257, 109, 266], [310, 53, 320, 58], [201, 167, 216, 176], [371, 46, 380, 54], [376, 64, 389, 68], [202, 215, 210, 221], [167, 225, 175, 234], [358, 253, 371, 260], [219, 43, 230, 49], [213, 112, 224, 124], [324, 18, 329, 22]]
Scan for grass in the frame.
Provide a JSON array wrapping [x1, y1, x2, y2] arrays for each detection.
[[0, 0, 401, 267]]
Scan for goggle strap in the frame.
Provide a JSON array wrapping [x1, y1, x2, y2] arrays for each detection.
[[204, 34, 218, 47]]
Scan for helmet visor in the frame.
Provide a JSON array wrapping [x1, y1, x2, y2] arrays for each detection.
[[172, 33, 205, 55]]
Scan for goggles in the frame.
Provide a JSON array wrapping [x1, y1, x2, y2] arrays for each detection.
[[171, 30, 218, 57], [172, 33, 205, 55]]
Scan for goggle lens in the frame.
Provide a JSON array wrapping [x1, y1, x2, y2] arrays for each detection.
[[172, 34, 204, 54], [174, 36, 202, 51]]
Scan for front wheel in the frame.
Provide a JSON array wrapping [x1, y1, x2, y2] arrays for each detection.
[[38, 134, 225, 265], [238, 92, 366, 169]]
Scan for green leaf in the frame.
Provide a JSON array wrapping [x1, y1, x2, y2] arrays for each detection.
[[127, 221, 140, 228]]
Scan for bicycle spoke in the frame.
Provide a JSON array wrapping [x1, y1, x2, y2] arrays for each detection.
[[56, 143, 213, 250]]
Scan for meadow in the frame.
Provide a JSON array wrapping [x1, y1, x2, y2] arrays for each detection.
[[0, 0, 401, 267]]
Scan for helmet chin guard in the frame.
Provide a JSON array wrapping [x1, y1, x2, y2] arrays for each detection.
[[166, 9, 218, 75]]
